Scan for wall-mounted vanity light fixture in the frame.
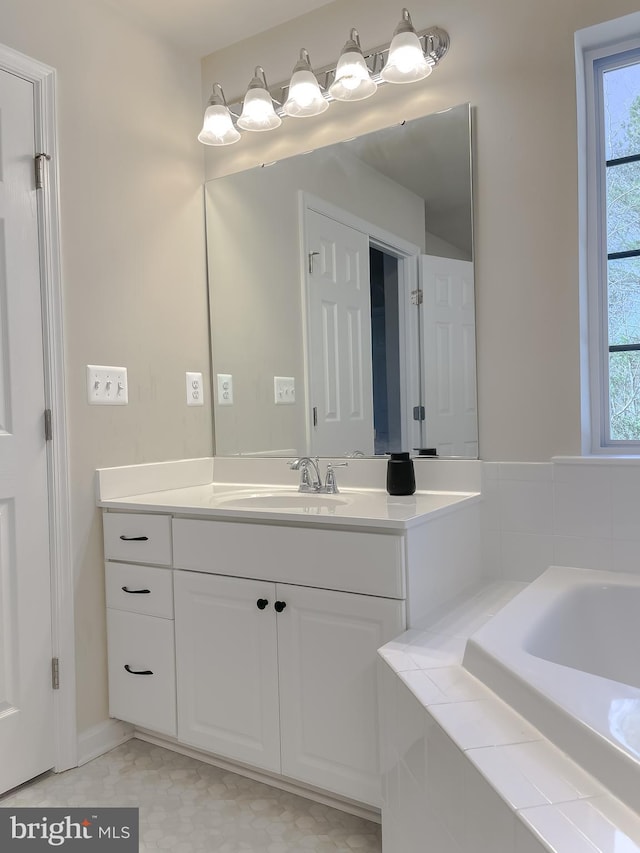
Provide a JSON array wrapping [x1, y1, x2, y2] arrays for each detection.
[[198, 8, 449, 146]]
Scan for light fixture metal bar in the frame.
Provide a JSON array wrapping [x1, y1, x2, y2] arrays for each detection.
[[225, 25, 449, 117]]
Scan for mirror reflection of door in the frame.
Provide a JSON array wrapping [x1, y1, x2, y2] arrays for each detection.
[[305, 209, 375, 457], [420, 255, 477, 457], [304, 200, 421, 457]]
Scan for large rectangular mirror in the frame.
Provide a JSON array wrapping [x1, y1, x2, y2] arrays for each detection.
[[206, 103, 476, 458]]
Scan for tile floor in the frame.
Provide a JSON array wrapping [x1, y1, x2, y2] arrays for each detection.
[[0, 739, 382, 852]]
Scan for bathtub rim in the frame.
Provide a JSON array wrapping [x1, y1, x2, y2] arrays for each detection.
[[463, 565, 640, 815]]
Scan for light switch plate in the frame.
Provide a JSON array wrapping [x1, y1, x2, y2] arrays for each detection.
[[274, 376, 295, 405], [87, 365, 128, 405], [186, 372, 204, 406], [217, 373, 233, 405]]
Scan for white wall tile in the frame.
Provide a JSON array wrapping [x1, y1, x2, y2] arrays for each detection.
[[462, 762, 517, 853], [515, 819, 552, 853], [483, 528, 503, 579], [498, 480, 554, 534], [498, 463, 553, 482], [556, 796, 640, 850], [395, 679, 428, 786], [612, 480, 640, 540], [553, 482, 612, 539], [467, 740, 601, 811], [519, 805, 601, 853], [501, 532, 554, 582], [612, 539, 640, 575], [552, 462, 612, 487], [553, 535, 612, 571], [425, 722, 468, 849], [428, 698, 540, 751]]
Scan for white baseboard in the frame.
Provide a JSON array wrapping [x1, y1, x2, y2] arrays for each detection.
[[77, 718, 134, 766]]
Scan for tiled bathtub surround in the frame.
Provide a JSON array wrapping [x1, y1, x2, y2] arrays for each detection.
[[483, 457, 640, 582], [378, 583, 640, 853]]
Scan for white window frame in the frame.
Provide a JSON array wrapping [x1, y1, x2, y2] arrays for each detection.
[[577, 12, 640, 453]]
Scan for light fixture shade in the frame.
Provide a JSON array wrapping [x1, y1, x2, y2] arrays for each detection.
[[328, 29, 377, 102], [198, 84, 241, 146], [283, 49, 329, 117], [381, 8, 431, 84], [237, 67, 282, 132]]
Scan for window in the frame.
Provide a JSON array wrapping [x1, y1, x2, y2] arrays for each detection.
[[577, 13, 640, 452]]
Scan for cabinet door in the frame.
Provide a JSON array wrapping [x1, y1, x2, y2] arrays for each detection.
[[107, 609, 176, 737], [173, 571, 281, 773], [276, 584, 405, 806]]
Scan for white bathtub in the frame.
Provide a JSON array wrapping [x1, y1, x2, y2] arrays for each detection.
[[463, 565, 640, 813]]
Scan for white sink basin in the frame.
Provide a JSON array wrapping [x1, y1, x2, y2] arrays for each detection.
[[215, 491, 350, 510]]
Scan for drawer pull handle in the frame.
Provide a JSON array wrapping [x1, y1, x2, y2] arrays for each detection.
[[274, 601, 287, 613], [121, 586, 151, 594], [119, 535, 149, 541], [124, 664, 153, 675], [256, 598, 269, 610]]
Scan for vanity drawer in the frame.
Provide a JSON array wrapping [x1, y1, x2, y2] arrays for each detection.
[[105, 562, 174, 618], [172, 518, 405, 599], [107, 608, 176, 736], [103, 512, 172, 566]]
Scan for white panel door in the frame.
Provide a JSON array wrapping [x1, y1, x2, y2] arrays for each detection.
[[420, 255, 478, 457], [276, 583, 405, 806], [305, 209, 375, 456], [0, 69, 54, 794], [173, 571, 281, 773]]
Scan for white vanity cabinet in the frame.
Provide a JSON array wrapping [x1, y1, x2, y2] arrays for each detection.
[[173, 567, 404, 806], [103, 512, 177, 737], [102, 503, 472, 808], [173, 571, 281, 773]]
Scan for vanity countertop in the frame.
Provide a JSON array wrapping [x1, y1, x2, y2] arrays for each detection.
[[98, 482, 480, 531]]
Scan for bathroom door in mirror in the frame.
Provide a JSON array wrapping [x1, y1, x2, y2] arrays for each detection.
[[305, 209, 375, 456], [420, 255, 477, 457], [206, 103, 476, 458]]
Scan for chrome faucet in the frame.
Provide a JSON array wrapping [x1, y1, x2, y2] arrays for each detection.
[[288, 457, 322, 492], [288, 458, 349, 493], [323, 461, 348, 494]]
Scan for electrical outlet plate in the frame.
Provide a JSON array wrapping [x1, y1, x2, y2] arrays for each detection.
[[274, 376, 295, 405], [87, 365, 128, 405], [217, 373, 233, 405], [186, 372, 204, 406]]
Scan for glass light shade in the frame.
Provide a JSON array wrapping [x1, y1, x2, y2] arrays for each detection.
[[329, 50, 377, 101], [283, 51, 329, 118], [198, 104, 240, 146], [381, 30, 431, 83], [238, 88, 281, 132]]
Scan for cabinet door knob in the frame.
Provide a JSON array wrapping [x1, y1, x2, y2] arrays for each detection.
[[121, 586, 151, 594], [124, 664, 153, 675], [274, 601, 287, 613], [256, 598, 269, 610], [119, 535, 149, 541]]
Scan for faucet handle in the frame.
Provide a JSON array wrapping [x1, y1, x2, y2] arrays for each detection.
[[324, 461, 348, 494]]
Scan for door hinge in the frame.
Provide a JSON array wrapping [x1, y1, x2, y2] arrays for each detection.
[[308, 251, 320, 274], [51, 657, 60, 690], [410, 288, 423, 306], [413, 405, 426, 421], [35, 153, 51, 190], [44, 408, 53, 441], [312, 406, 318, 427]]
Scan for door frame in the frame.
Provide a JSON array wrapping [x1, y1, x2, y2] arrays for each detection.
[[298, 191, 421, 455], [0, 44, 76, 772]]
